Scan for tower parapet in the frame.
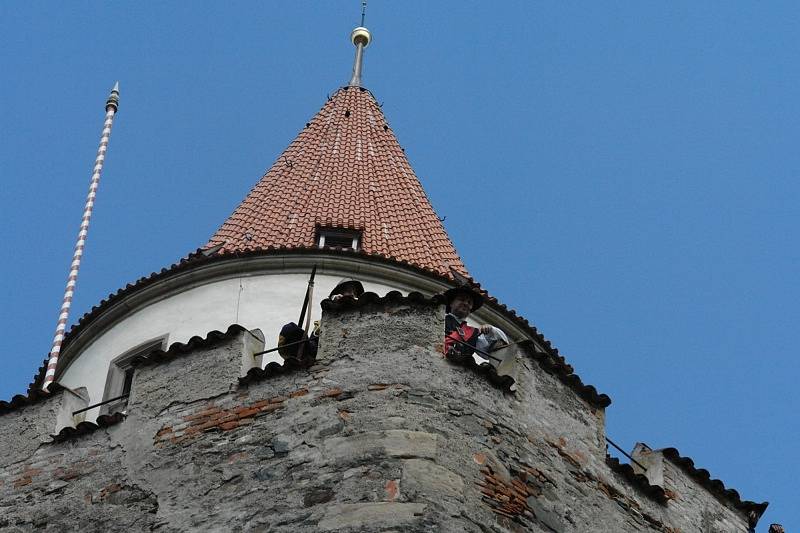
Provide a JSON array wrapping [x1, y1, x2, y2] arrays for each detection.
[[0, 296, 766, 531]]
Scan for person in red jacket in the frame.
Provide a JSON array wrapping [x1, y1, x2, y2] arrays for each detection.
[[443, 286, 507, 360]]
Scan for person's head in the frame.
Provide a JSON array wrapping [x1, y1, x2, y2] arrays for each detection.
[[444, 286, 483, 319], [449, 292, 474, 319], [329, 279, 365, 300]]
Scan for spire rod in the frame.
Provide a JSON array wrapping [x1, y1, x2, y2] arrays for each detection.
[[348, 24, 372, 87], [42, 82, 121, 391]]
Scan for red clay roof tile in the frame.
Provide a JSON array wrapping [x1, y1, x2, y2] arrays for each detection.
[[206, 86, 467, 277]]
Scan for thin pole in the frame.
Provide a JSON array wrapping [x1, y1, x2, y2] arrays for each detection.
[[42, 83, 120, 391], [72, 393, 129, 416], [348, 26, 372, 87]]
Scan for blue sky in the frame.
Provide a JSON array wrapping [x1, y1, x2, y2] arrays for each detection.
[[1, 2, 797, 529]]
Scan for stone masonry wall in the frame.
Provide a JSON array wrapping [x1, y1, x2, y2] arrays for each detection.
[[0, 297, 757, 532]]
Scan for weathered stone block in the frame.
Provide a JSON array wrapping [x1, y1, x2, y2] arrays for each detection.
[[325, 430, 438, 464], [0, 387, 87, 468], [317, 502, 426, 531], [128, 327, 263, 416], [402, 458, 464, 498]]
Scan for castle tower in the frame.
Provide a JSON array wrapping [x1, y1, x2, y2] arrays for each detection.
[[45, 24, 475, 413], [0, 23, 771, 533]]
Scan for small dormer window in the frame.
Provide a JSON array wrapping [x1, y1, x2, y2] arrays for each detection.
[[317, 227, 361, 250]]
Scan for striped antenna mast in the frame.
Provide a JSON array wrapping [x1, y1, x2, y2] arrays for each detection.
[[42, 83, 120, 391]]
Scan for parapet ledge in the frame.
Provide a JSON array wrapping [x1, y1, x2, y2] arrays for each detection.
[[320, 290, 443, 311], [444, 350, 519, 391], [526, 349, 611, 408], [242, 292, 443, 385], [0, 383, 114, 451], [240, 357, 308, 385], [0, 383, 87, 432], [319, 290, 611, 406], [320, 291, 516, 391], [51, 412, 126, 443], [0, 325, 266, 446], [130, 324, 264, 371], [631, 443, 768, 524], [0, 383, 67, 416], [604, 454, 669, 505]]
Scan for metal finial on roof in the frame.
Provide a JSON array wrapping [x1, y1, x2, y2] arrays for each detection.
[[106, 81, 120, 112], [348, 24, 372, 87]]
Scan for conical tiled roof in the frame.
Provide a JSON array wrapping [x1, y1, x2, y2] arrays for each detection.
[[206, 86, 467, 277]]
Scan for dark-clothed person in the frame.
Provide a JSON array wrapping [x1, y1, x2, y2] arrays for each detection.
[[278, 278, 365, 363]]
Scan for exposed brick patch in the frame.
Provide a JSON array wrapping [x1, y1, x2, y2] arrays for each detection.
[[184, 407, 222, 421], [476, 463, 538, 522], [227, 452, 250, 464], [13, 476, 32, 488], [663, 488, 679, 501], [99, 483, 122, 500], [475, 449, 674, 533], [546, 437, 587, 469], [49, 460, 95, 483], [236, 407, 261, 419], [385, 479, 400, 502], [155, 395, 290, 446]]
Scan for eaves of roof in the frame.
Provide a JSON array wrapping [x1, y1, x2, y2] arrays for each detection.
[[0, 382, 67, 416], [660, 447, 768, 519]]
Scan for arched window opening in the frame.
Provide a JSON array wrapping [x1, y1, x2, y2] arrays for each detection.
[[100, 336, 167, 415]]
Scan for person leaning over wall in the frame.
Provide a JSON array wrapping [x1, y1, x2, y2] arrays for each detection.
[[278, 278, 365, 364], [442, 285, 508, 360]]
